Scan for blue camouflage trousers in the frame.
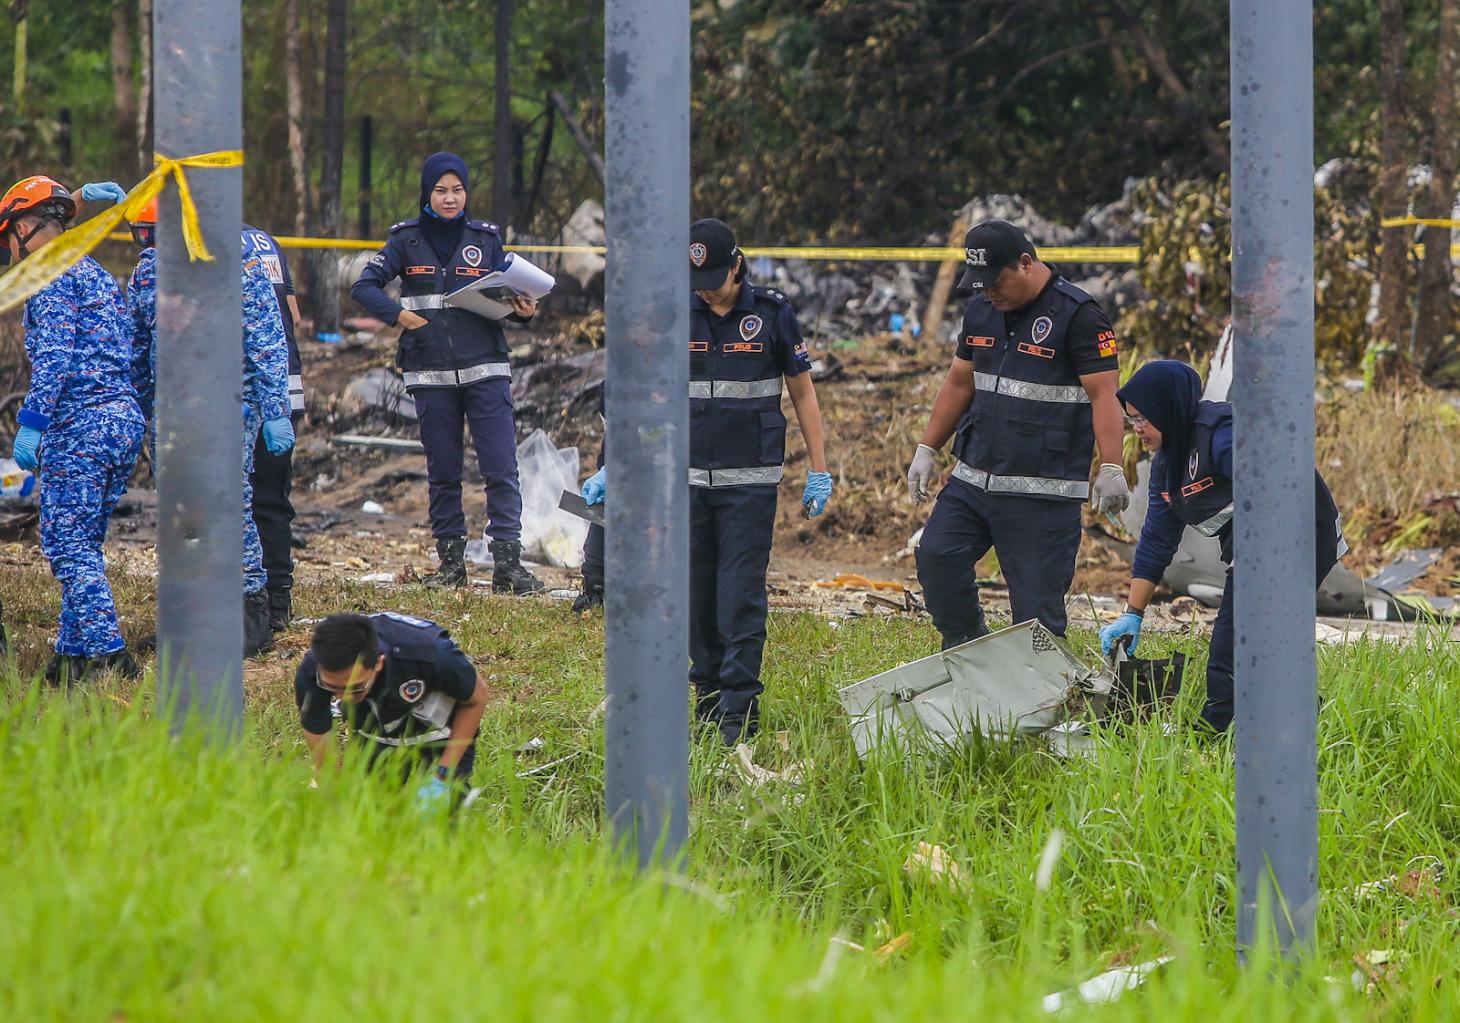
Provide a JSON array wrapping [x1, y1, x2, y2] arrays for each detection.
[[40, 410, 144, 656], [243, 413, 265, 595]]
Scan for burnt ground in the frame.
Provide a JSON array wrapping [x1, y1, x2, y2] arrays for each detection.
[[4, 310, 1443, 656]]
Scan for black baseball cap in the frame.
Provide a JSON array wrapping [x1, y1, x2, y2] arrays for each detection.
[[690, 218, 739, 290], [956, 220, 1038, 295]]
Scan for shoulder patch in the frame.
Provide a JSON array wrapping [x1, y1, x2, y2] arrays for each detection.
[[1051, 277, 1096, 305], [389, 219, 420, 234], [375, 611, 435, 630]]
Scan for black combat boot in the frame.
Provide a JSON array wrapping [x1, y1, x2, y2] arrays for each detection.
[[693, 685, 721, 725], [243, 589, 276, 657], [43, 652, 87, 688], [423, 537, 468, 589], [571, 579, 604, 613], [266, 585, 293, 632], [80, 648, 142, 681], [490, 539, 545, 595], [718, 707, 760, 747]]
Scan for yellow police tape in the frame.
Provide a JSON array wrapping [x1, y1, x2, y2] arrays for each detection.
[[104, 234, 1143, 264], [0, 149, 243, 316], [1381, 215, 1460, 228]]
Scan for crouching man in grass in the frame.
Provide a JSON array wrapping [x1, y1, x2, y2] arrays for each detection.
[[295, 612, 488, 812]]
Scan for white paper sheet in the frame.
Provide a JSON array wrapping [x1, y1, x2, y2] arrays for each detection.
[[444, 252, 556, 321]]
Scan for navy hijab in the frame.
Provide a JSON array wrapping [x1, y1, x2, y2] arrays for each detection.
[[1116, 360, 1204, 496], [418, 151, 470, 266]]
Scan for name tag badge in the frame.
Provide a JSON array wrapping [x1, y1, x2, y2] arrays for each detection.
[[1017, 341, 1055, 359], [965, 334, 995, 349], [689, 341, 710, 353], [404, 265, 436, 276], [724, 342, 764, 354]]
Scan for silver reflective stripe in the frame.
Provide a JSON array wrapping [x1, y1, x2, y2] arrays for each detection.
[[688, 465, 784, 488], [952, 461, 1090, 500], [402, 363, 511, 388], [288, 373, 305, 411], [457, 362, 512, 384], [688, 378, 782, 400], [1192, 504, 1235, 537], [401, 369, 458, 388], [400, 294, 446, 311], [973, 371, 1090, 404], [354, 725, 452, 748]]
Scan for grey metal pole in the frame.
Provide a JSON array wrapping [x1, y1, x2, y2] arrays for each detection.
[[153, 0, 245, 738], [1230, 0, 1317, 954], [602, 0, 690, 867]]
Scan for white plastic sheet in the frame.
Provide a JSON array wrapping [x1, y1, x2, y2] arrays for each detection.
[[514, 429, 586, 568]]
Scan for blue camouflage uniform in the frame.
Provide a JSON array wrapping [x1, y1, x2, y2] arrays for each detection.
[[17, 255, 145, 657], [127, 244, 290, 595]]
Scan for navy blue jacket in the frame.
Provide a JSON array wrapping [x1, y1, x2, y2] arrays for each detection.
[[1134, 404, 1344, 580], [351, 218, 522, 381]]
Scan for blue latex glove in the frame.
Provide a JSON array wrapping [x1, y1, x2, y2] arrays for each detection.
[[1099, 612, 1144, 657], [11, 425, 41, 472], [261, 417, 295, 455], [415, 776, 452, 814], [581, 467, 606, 506], [80, 181, 127, 204], [802, 470, 833, 518]]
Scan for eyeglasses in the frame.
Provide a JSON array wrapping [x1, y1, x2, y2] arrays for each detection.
[[1123, 413, 1149, 429]]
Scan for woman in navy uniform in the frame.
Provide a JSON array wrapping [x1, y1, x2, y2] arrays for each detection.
[[581, 219, 833, 744], [351, 152, 543, 594], [1100, 360, 1345, 732]]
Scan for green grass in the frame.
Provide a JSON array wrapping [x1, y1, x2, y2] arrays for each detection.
[[3, 569, 1460, 1019]]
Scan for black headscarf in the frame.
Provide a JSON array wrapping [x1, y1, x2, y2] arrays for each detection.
[[1116, 360, 1205, 496], [418, 151, 470, 266]]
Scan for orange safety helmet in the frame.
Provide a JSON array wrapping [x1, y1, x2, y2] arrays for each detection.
[[129, 195, 158, 226], [0, 175, 75, 235], [128, 195, 158, 249]]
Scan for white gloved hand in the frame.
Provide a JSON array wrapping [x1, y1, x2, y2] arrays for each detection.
[[907, 443, 938, 503], [1092, 463, 1131, 515]]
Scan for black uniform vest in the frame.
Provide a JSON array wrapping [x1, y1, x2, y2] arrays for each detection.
[[342, 612, 460, 747], [1162, 402, 1235, 541], [952, 278, 1097, 502], [1157, 401, 1345, 567], [390, 219, 511, 378], [687, 284, 792, 487]]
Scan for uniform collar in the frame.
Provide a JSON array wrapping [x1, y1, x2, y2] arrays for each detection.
[[692, 281, 755, 317]]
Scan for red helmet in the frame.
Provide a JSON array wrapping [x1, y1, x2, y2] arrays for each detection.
[[0, 175, 75, 235]]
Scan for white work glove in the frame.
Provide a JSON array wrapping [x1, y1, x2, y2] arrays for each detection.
[[907, 443, 938, 503], [1091, 463, 1130, 516]]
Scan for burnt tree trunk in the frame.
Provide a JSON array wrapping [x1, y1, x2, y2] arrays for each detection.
[[312, 0, 347, 338], [1414, 0, 1460, 372], [493, 0, 513, 226], [1376, 0, 1410, 361], [284, 0, 312, 236], [136, 0, 153, 170], [110, 0, 138, 181]]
